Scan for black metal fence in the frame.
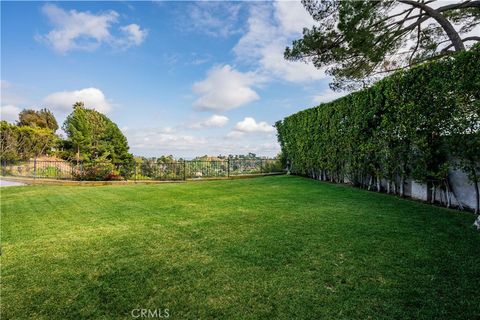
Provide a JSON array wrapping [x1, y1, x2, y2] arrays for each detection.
[[0, 158, 284, 181]]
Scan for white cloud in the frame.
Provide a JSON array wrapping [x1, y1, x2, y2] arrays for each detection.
[[234, 117, 275, 133], [233, 5, 276, 64], [260, 41, 326, 83], [39, 4, 118, 52], [192, 114, 229, 129], [274, 0, 314, 34], [0, 105, 21, 123], [225, 130, 245, 139], [193, 65, 261, 111], [126, 127, 209, 153], [233, 2, 324, 83], [183, 2, 242, 38], [44, 88, 113, 114], [312, 89, 348, 104], [38, 4, 147, 53], [124, 125, 280, 158], [190, 2, 324, 111], [119, 24, 148, 47]]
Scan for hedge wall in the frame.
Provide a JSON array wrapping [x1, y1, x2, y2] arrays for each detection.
[[275, 45, 480, 212]]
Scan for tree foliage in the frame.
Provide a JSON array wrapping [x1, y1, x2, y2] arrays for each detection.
[[0, 121, 58, 161], [17, 108, 59, 131], [62, 102, 133, 163], [276, 46, 480, 212], [285, 0, 480, 90], [1, 108, 59, 161]]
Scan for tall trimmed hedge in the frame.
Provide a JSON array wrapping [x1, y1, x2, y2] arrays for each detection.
[[276, 45, 480, 212]]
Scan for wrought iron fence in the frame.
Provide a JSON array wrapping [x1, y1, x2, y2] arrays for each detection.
[[0, 158, 284, 181]]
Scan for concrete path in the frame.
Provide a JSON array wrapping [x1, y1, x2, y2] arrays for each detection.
[[0, 178, 26, 187]]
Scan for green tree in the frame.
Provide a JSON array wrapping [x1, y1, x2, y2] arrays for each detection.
[[285, 0, 480, 90], [62, 102, 132, 163], [18, 108, 58, 131], [0, 121, 19, 161], [0, 121, 58, 161]]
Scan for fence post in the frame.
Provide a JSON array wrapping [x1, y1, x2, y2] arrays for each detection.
[[183, 160, 186, 181], [227, 158, 230, 178], [33, 157, 37, 179]]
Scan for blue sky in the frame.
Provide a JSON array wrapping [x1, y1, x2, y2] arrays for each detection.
[[1, 1, 340, 158]]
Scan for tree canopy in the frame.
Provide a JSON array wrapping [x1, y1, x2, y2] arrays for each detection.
[[62, 102, 132, 163], [0, 121, 58, 161], [285, 0, 480, 90], [17, 108, 58, 131]]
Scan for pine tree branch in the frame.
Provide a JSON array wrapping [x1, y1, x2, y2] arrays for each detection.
[[409, 2, 424, 65], [441, 36, 480, 52], [399, 0, 466, 51]]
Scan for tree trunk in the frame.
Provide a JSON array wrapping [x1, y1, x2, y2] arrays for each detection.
[[444, 179, 451, 208], [431, 184, 436, 204], [440, 189, 445, 206], [400, 175, 405, 197], [472, 168, 480, 215], [446, 176, 464, 210]]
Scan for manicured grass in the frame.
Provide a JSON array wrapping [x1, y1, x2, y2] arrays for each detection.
[[1, 175, 479, 319]]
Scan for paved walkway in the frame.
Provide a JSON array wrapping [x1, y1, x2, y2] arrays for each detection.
[[0, 178, 26, 187]]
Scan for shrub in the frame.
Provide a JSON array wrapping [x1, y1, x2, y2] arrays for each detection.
[[276, 45, 480, 211]]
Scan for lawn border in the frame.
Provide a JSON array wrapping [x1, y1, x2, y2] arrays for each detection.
[[0, 172, 284, 186], [296, 174, 480, 216]]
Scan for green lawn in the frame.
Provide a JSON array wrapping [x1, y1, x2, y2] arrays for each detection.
[[1, 175, 479, 319]]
